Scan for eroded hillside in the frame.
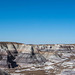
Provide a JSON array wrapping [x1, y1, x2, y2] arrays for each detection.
[[0, 42, 75, 75]]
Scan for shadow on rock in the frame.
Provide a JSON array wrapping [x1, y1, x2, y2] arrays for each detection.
[[0, 69, 10, 75]]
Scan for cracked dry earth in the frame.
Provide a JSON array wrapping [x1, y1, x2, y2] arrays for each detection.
[[2, 49, 75, 75]]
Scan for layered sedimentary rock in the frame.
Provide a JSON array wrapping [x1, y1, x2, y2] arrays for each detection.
[[0, 42, 75, 75]]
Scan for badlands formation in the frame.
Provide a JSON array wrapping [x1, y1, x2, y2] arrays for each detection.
[[0, 42, 75, 75]]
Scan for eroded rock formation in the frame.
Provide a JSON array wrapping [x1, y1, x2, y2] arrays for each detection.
[[0, 42, 75, 75]]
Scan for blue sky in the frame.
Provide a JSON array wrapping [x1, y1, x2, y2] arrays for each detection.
[[0, 0, 75, 44]]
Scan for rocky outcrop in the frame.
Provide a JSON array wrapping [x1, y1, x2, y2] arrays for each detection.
[[0, 42, 75, 75]]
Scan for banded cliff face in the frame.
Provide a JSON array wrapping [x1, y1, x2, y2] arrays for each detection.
[[0, 42, 38, 54], [0, 42, 75, 54], [0, 42, 75, 75], [0, 42, 75, 59]]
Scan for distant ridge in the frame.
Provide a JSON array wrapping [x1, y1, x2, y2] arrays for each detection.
[[0, 42, 75, 45], [0, 42, 23, 45]]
